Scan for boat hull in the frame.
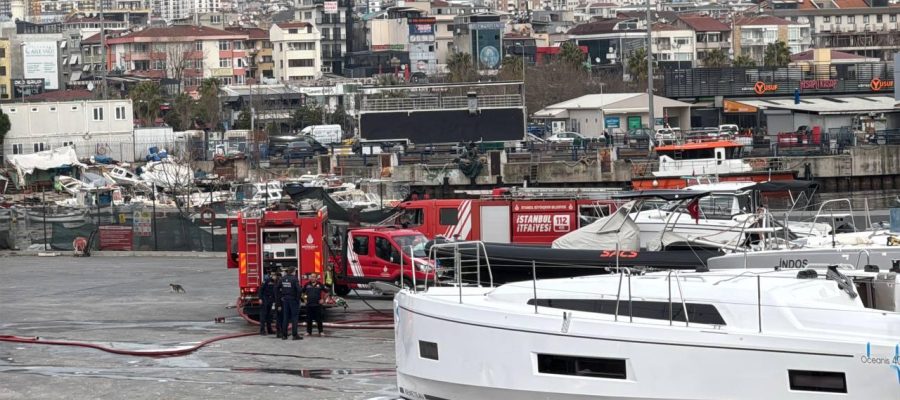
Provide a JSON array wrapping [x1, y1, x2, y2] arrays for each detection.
[[632, 171, 796, 190]]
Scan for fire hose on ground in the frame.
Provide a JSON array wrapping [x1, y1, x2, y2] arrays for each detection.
[[0, 302, 395, 358]]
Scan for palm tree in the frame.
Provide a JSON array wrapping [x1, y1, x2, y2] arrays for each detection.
[[702, 49, 730, 67], [446, 52, 477, 83], [129, 81, 163, 127], [626, 47, 655, 83], [733, 54, 757, 67], [498, 55, 524, 81], [558, 41, 586, 71], [763, 41, 792, 67]]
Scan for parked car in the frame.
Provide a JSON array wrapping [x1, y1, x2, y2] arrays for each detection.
[[270, 135, 328, 157], [546, 131, 586, 143], [283, 141, 317, 160], [625, 128, 655, 147], [527, 123, 551, 138]]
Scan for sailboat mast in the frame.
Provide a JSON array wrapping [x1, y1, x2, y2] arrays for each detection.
[[646, 0, 655, 131]]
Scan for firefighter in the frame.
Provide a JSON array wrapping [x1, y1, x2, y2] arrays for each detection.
[[259, 273, 277, 336], [272, 272, 285, 338], [302, 272, 329, 336], [280, 268, 303, 340]]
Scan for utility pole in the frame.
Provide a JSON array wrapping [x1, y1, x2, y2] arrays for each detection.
[[646, 0, 655, 131], [100, 0, 107, 100]]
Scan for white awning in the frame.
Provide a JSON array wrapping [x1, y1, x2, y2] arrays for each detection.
[[61, 56, 68, 64], [70, 71, 82, 82], [70, 55, 79, 65], [60, 41, 67, 49]]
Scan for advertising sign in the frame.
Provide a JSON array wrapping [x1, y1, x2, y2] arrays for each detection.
[[870, 78, 894, 92], [627, 116, 642, 130], [13, 78, 45, 98], [324, 1, 338, 14], [753, 81, 778, 95], [511, 201, 576, 242], [23, 41, 59, 90], [134, 209, 152, 237], [409, 22, 435, 35], [604, 116, 620, 128], [99, 226, 133, 250]]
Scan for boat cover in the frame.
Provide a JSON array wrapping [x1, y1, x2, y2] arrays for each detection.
[[7, 147, 85, 183], [552, 201, 639, 250]]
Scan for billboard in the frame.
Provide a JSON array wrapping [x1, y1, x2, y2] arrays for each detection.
[[23, 41, 59, 90], [324, 1, 338, 13], [13, 78, 45, 98]]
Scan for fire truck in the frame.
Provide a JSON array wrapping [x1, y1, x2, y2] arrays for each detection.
[[227, 206, 436, 319], [395, 187, 621, 245]]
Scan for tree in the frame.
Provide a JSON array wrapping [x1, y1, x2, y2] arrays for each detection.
[[558, 41, 586, 71], [764, 41, 792, 67], [291, 104, 324, 131], [733, 54, 756, 67], [233, 108, 252, 130], [195, 78, 221, 131], [446, 52, 477, 83], [702, 49, 730, 67], [626, 47, 655, 84], [498, 55, 524, 81], [165, 43, 200, 92], [130, 81, 163, 127]]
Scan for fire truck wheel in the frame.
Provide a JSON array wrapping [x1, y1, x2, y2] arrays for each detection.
[[334, 285, 351, 297]]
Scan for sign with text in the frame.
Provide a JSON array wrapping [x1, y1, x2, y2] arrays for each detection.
[[324, 1, 338, 13], [799, 79, 837, 90], [210, 67, 232, 77], [870, 77, 894, 92], [23, 41, 59, 90], [13, 78, 45, 98], [133, 209, 152, 237], [604, 116, 620, 128], [753, 81, 778, 95], [99, 226, 133, 250]]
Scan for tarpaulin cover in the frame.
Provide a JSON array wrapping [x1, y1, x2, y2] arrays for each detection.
[[552, 201, 640, 250], [7, 146, 86, 183], [283, 184, 402, 224]]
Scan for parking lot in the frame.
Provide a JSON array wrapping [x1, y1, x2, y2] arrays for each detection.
[[0, 256, 397, 400]]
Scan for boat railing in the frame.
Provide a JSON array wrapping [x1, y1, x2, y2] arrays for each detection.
[[807, 198, 856, 238], [424, 241, 494, 301]]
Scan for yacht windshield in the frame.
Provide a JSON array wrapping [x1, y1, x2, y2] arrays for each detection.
[[660, 195, 738, 219], [394, 234, 428, 257]]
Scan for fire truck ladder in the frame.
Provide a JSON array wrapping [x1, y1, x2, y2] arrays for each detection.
[[245, 219, 261, 286]]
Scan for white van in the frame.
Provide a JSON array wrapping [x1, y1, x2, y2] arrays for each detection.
[[301, 125, 343, 145]]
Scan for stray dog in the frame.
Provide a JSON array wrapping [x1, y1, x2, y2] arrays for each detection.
[[169, 283, 186, 293]]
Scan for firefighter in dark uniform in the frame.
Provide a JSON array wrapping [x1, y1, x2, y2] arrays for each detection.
[[302, 272, 329, 336], [259, 273, 277, 336], [272, 272, 284, 338], [280, 268, 303, 340]]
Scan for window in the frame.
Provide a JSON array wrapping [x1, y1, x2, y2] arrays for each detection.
[[133, 43, 148, 52], [210, 14, 222, 23], [219, 76, 233, 85], [195, 41, 203, 51], [220, 58, 232, 68], [49, 106, 56, 112], [218, 40, 230, 51], [398, 208, 423, 228], [527, 299, 727, 325], [304, 11, 312, 19], [61, 141, 74, 147], [33, 142, 47, 152], [876, 15, 883, 23], [11, 144, 22, 154], [419, 341, 439, 360], [233, 41, 243, 50], [289, 29, 298, 34], [71, 106, 78, 111], [321, 28, 330, 40], [788, 370, 846, 393], [892, 15, 897, 23], [374, 236, 398, 263], [334, 27, 341, 39], [115, 106, 126, 120], [0, 66, 5, 76], [835, 16, 842, 23], [537, 354, 626, 380], [788, 27, 800, 41], [0, 48, 5, 57], [30, 107, 38, 112], [153, 60, 165, 70], [288, 42, 315, 50], [7, 108, 14, 113], [352, 235, 369, 255], [288, 59, 314, 67], [823, 16, 830, 23], [438, 208, 458, 225], [863, 15, 869, 23], [92, 107, 103, 121]]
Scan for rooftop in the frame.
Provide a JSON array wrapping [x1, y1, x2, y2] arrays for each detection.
[[274, 21, 313, 29], [23, 89, 95, 103], [107, 25, 247, 43], [678, 15, 730, 32], [225, 27, 269, 40], [568, 18, 639, 35], [732, 95, 898, 115], [790, 48, 873, 61], [735, 15, 799, 26]]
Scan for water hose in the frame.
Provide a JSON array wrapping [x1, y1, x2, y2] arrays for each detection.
[[0, 332, 256, 357]]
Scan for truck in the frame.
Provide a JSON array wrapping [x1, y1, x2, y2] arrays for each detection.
[[394, 188, 619, 245], [226, 206, 436, 319], [301, 125, 343, 145]]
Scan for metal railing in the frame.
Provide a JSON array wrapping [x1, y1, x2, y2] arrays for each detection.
[[361, 94, 522, 112]]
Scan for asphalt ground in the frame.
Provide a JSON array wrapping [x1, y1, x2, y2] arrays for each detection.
[[0, 256, 398, 400]]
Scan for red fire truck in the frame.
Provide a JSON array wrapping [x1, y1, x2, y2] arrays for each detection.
[[395, 187, 620, 245], [227, 207, 436, 319]]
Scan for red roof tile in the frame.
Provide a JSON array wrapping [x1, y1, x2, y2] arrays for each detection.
[[678, 15, 730, 32], [275, 21, 312, 29], [431, 0, 449, 6], [107, 25, 247, 43], [833, 0, 869, 7], [225, 27, 269, 40], [735, 15, 797, 26], [81, 33, 101, 45], [24, 89, 95, 102]]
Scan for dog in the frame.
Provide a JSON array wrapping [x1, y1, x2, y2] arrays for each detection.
[[169, 283, 186, 293]]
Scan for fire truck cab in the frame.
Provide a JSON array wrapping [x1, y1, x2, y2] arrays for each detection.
[[227, 208, 327, 319], [332, 227, 437, 296], [396, 188, 618, 245]]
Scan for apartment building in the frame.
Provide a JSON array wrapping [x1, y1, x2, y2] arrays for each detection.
[[733, 15, 811, 64], [0, 38, 10, 101], [431, 0, 488, 67], [651, 23, 696, 69], [295, 0, 351, 75], [677, 15, 731, 66], [106, 26, 250, 92], [452, 12, 505, 71], [226, 27, 273, 81], [772, 2, 900, 61], [568, 18, 647, 69], [270, 22, 322, 82]]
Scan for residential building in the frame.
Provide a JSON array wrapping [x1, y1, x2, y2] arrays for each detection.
[[270, 22, 322, 82], [452, 12, 505, 72], [294, 0, 352, 75], [226, 27, 273, 81], [651, 23, 696, 69], [105, 26, 250, 93], [677, 14, 731, 66], [1, 98, 135, 162], [772, 3, 900, 61], [430, 0, 489, 67], [502, 33, 536, 65], [0, 38, 10, 101], [532, 10, 578, 45], [732, 15, 811, 64], [408, 16, 438, 77]]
